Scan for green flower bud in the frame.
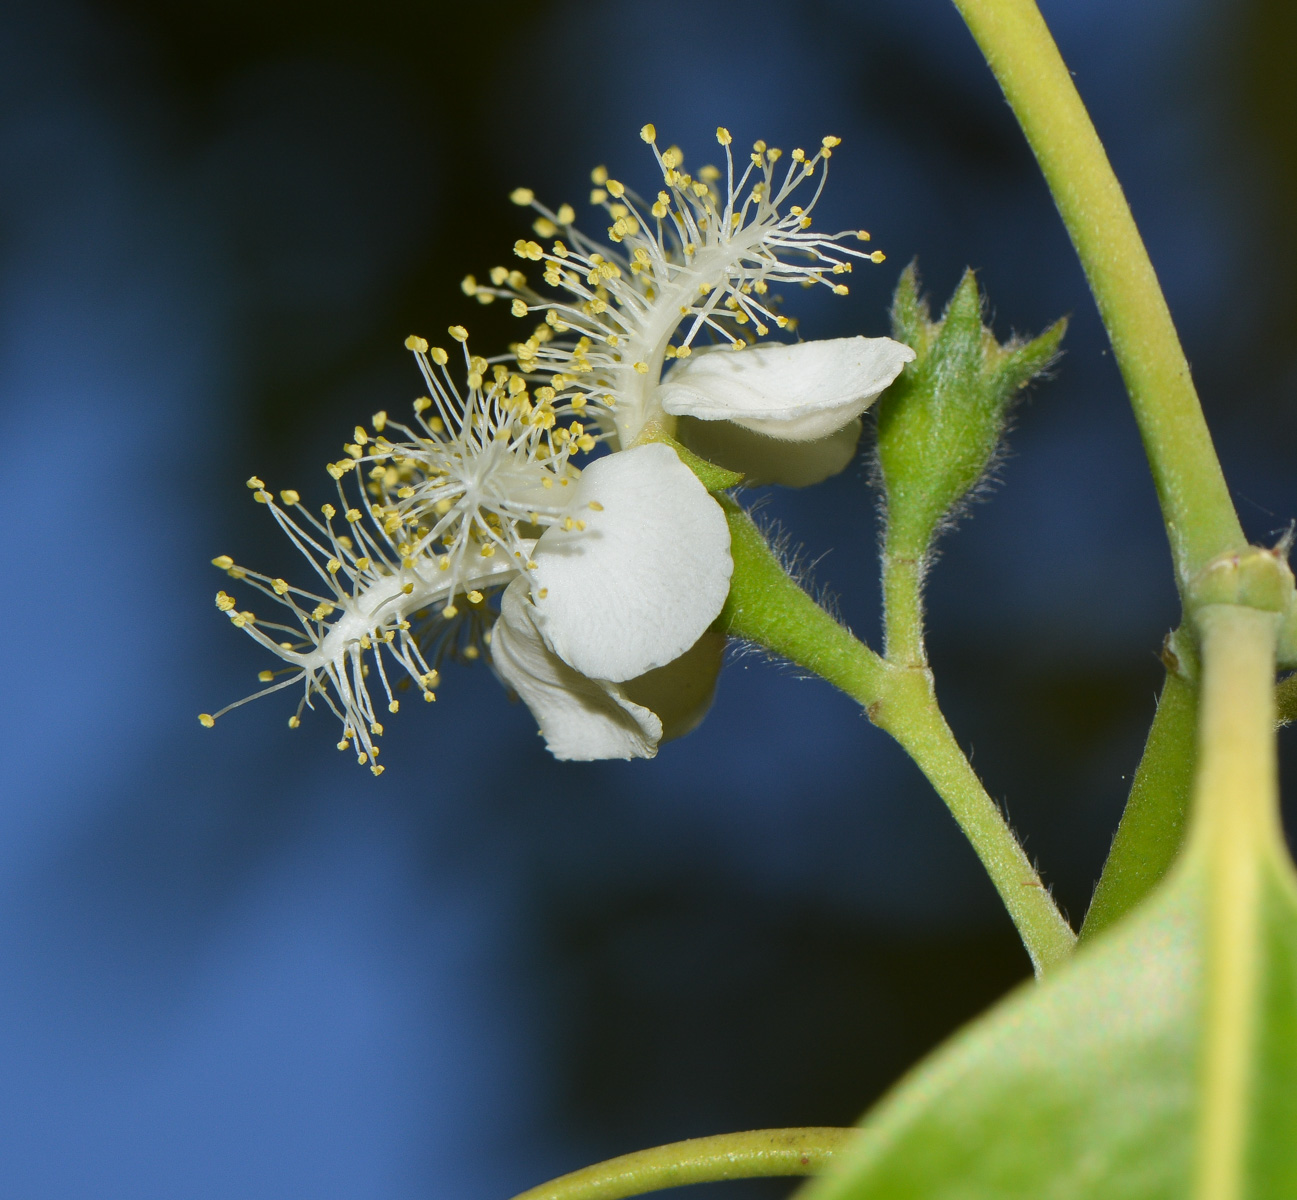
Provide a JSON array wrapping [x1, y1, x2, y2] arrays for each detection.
[[876, 263, 1067, 561]]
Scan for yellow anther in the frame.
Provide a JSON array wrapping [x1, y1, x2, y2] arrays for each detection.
[[510, 187, 535, 206], [676, 344, 692, 358], [442, 604, 458, 619], [198, 713, 215, 728], [448, 325, 469, 342], [533, 217, 557, 238], [246, 475, 264, 490], [591, 165, 608, 185], [438, 555, 450, 571], [312, 602, 335, 620], [588, 500, 604, 512], [466, 590, 484, 606], [461, 274, 479, 297], [822, 135, 842, 148], [271, 578, 289, 595], [337, 740, 350, 751], [605, 179, 625, 199], [538, 587, 549, 599], [388, 700, 400, 714], [354, 556, 371, 571], [404, 335, 429, 353], [834, 284, 849, 295], [288, 715, 301, 729], [345, 508, 361, 523], [413, 397, 432, 414], [430, 345, 449, 366], [258, 669, 275, 683], [279, 489, 300, 506], [480, 544, 495, 558], [791, 148, 805, 162], [633, 361, 649, 374], [215, 591, 236, 611], [326, 559, 341, 574], [321, 503, 336, 519], [856, 230, 871, 241], [369, 721, 383, 736], [513, 239, 544, 261], [716, 126, 732, 146], [211, 555, 234, 570], [870, 250, 886, 263], [423, 690, 436, 703], [556, 204, 575, 224]]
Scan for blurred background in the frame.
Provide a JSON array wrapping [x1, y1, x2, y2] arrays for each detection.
[[1, 0, 1295, 1194]]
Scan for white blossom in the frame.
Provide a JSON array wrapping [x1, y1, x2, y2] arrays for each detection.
[[464, 125, 914, 482]]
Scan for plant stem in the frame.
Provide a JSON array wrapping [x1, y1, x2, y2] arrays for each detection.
[[950, 0, 1245, 586], [507, 1129, 857, 1200], [1080, 662, 1198, 940], [881, 546, 927, 668], [720, 500, 1075, 975], [869, 668, 1077, 974], [1186, 604, 1280, 1200]]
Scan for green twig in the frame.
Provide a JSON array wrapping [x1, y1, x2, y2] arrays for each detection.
[[881, 548, 927, 669], [949, 0, 1245, 586], [1184, 605, 1281, 1200], [720, 500, 1075, 975], [1080, 660, 1198, 940], [507, 1129, 857, 1200]]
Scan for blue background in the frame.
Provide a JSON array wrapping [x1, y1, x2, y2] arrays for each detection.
[[1, 0, 1295, 1195]]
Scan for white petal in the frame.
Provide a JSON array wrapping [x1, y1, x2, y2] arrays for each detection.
[[529, 443, 732, 683], [657, 336, 915, 441], [621, 627, 725, 743], [492, 578, 661, 761], [676, 415, 863, 488]]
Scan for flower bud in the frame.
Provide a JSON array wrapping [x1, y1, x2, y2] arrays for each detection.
[[876, 263, 1066, 561]]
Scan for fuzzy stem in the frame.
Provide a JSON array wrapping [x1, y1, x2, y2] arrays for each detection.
[[507, 1129, 856, 1200], [881, 546, 928, 668], [950, 0, 1245, 586], [720, 500, 1075, 974]]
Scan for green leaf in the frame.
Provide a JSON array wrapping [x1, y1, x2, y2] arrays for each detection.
[[802, 851, 1297, 1200], [804, 604, 1297, 1200]]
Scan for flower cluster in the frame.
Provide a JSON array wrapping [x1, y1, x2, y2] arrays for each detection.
[[202, 126, 914, 770]]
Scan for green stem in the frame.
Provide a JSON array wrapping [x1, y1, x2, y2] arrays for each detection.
[[881, 546, 927, 668], [1080, 658, 1198, 941], [1185, 605, 1280, 1200], [950, 0, 1245, 586], [507, 1129, 856, 1200], [720, 500, 1075, 975]]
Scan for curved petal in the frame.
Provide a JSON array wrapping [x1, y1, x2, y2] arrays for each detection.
[[676, 415, 863, 488], [656, 335, 915, 441], [529, 443, 732, 683], [491, 577, 661, 761], [621, 627, 725, 743]]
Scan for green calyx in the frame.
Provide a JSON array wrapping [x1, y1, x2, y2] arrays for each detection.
[[876, 263, 1066, 561]]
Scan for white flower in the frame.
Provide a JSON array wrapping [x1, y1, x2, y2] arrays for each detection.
[[200, 330, 582, 773], [489, 442, 731, 760], [201, 332, 730, 768], [465, 125, 915, 482]]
